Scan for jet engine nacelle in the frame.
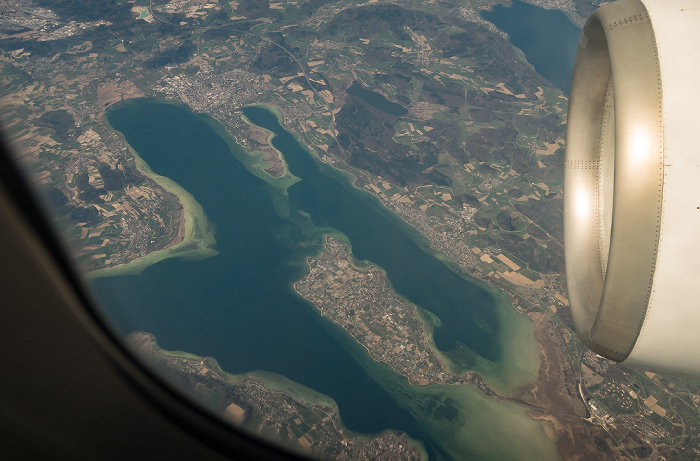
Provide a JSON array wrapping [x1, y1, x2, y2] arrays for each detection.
[[565, 0, 700, 377]]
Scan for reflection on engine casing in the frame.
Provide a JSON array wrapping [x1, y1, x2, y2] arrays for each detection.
[[565, 0, 700, 378]]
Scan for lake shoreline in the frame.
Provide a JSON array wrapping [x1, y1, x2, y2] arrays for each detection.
[[243, 102, 541, 394], [128, 331, 430, 461], [94, 99, 561, 460], [88, 101, 218, 279]]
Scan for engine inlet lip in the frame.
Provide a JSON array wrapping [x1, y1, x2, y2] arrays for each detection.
[[564, 0, 664, 362]]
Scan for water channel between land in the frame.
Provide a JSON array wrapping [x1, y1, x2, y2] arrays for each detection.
[[90, 99, 557, 460], [86, 3, 583, 459]]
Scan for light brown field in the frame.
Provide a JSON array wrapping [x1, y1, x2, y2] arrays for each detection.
[[96, 80, 145, 112], [224, 403, 245, 424]]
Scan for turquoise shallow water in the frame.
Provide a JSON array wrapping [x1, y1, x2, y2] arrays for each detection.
[[244, 105, 501, 363], [90, 99, 557, 460], [95, 100, 418, 437]]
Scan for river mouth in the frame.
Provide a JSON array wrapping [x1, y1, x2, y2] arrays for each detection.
[[91, 98, 555, 460]]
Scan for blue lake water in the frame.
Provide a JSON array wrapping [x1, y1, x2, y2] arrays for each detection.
[[481, 0, 582, 94], [89, 99, 560, 460], [94, 100, 419, 437]]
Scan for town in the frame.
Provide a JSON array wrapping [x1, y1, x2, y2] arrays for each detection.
[[295, 236, 460, 385], [129, 332, 425, 461]]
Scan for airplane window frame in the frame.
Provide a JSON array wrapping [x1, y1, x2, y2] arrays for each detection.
[[0, 136, 312, 461]]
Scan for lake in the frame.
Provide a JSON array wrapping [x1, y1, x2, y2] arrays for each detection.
[[481, 0, 582, 94], [346, 82, 409, 116], [91, 99, 557, 460]]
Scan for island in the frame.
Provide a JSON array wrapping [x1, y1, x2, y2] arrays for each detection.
[[3, 0, 700, 459], [295, 236, 458, 385]]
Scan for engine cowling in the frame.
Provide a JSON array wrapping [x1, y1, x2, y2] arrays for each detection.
[[565, 0, 700, 377]]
